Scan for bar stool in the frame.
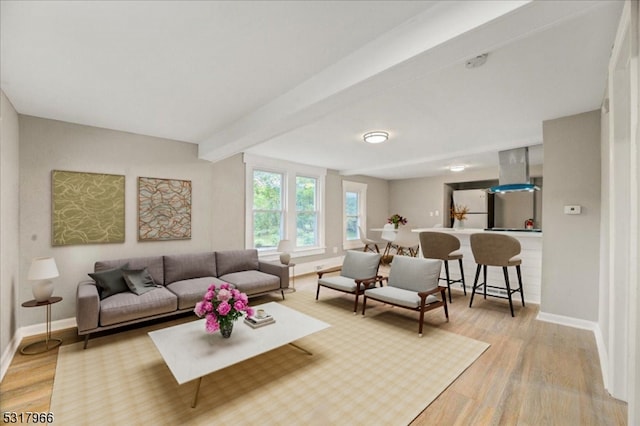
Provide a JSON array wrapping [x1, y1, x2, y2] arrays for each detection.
[[419, 231, 466, 303], [469, 233, 525, 317]]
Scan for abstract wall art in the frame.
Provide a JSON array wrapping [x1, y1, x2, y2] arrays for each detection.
[[138, 177, 192, 241], [52, 170, 125, 246]]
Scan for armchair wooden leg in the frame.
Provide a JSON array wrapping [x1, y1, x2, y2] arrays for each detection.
[[361, 296, 368, 315], [315, 284, 321, 301]]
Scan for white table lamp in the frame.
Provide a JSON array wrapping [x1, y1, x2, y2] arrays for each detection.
[[277, 240, 293, 265], [28, 257, 59, 302]]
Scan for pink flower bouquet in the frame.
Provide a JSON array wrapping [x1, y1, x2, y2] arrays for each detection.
[[194, 283, 253, 333]]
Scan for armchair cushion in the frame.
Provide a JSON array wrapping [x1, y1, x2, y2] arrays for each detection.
[[363, 286, 440, 309], [388, 256, 441, 292], [341, 250, 381, 279], [318, 276, 359, 293]]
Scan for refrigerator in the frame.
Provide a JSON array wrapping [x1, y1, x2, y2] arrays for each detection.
[[452, 189, 489, 229]]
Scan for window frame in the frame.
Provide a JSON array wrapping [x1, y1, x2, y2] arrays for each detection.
[[342, 180, 368, 250], [245, 154, 326, 259]]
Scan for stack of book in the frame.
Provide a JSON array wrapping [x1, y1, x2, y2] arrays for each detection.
[[244, 312, 275, 328]]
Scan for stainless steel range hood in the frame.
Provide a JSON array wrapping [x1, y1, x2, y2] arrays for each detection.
[[488, 147, 540, 193]]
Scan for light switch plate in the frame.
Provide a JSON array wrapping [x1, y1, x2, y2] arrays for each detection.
[[564, 205, 582, 215]]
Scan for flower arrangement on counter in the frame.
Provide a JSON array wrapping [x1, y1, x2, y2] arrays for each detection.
[[450, 204, 469, 221], [194, 283, 253, 333], [387, 214, 408, 228]]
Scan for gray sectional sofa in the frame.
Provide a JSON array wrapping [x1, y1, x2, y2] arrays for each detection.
[[76, 249, 289, 348]]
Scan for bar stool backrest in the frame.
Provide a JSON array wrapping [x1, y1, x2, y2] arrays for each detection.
[[419, 232, 460, 260], [470, 233, 521, 267]]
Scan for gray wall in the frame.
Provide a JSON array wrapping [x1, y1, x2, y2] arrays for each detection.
[[541, 110, 601, 321], [11, 116, 390, 329], [18, 116, 217, 324], [1, 91, 20, 360]]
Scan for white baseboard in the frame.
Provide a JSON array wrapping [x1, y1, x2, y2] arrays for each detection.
[[0, 317, 77, 382], [293, 256, 344, 277], [536, 311, 598, 331], [536, 311, 611, 394]]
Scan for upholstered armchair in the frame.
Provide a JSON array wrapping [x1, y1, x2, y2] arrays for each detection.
[[362, 256, 448, 336], [316, 250, 382, 313]]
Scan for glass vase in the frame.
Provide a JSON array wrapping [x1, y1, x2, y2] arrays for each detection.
[[220, 321, 234, 338]]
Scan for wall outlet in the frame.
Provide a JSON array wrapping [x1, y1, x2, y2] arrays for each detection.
[[429, 211, 434, 217], [316, 265, 323, 271], [435, 210, 439, 216], [333, 247, 338, 254]]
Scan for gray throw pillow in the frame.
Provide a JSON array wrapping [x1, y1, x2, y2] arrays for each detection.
[[89, 262, 130, 299], [122, 268, 157, 296]]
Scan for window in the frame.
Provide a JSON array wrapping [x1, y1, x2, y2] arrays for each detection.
[[245, 154, 326, 258], [343, 181, 367, 250], [252, 170, 283, 249], [296, 176, 318, 247]]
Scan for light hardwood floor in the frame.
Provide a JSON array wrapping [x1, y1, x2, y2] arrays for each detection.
[[0, 269, 628, 425]]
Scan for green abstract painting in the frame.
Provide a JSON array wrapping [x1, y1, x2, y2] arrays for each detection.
[[138, 177, 191, 241], [52, 170, 125, 246]]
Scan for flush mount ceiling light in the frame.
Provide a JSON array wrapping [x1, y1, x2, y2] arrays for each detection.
[[450, 165, 466, 172], [363, 131, 389, 144]]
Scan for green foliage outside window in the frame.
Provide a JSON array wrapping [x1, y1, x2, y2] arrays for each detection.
[[296, 176, 317, 247], [253, 170, 282, 249], [345, 191, 359, 241]]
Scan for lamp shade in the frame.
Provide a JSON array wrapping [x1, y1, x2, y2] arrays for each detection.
[[28, 257, 59, 281], [277, 239, 293, 252], [277, 240, 293, 265]]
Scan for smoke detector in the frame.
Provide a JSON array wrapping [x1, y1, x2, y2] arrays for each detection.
[[465, 53, 488, 69]]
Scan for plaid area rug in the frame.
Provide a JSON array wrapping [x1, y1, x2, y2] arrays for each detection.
[[50, 288, 489, 425]]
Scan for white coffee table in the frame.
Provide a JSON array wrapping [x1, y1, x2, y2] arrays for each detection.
[[148, 301, 330, 407]]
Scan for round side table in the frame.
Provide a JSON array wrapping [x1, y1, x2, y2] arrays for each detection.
[[20, 296, 63, 355]]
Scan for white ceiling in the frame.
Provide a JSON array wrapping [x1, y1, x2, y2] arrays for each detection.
[[0, 1, 623, 180]]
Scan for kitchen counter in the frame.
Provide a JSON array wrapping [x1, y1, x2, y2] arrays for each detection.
[[411, 227, 542, 304]]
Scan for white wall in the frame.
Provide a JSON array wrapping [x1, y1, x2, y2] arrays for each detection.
[[541, 110, 601, 321], [0, 91, 20, 368], [18, 116, 216, 324]]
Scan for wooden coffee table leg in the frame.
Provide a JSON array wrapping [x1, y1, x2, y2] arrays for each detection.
[[191, 377, 203, 408]]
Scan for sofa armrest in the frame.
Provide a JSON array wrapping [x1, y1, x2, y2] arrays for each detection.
[[258, 261, 290, 289], [76, 280, 100, 333]]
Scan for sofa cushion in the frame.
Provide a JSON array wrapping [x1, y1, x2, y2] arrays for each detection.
[[216, 249, 259, 277], [164, 252, 216, 285], [122, 268, 158, 296], [99, 287, 177, 326], [96, 256, 164, 286], [166, 277, 227, 310], [89, 262, 130, 299], [219, 270, 279, 296]]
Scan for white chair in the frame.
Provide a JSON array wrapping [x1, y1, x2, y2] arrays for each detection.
[[358, 226, 380, 253], [380, 223, 398, 258], [362, 256, 448, 336], [393, 226, 420, 257]]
